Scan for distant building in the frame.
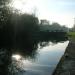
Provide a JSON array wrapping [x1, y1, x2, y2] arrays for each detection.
[[40, 19, 50, 25]]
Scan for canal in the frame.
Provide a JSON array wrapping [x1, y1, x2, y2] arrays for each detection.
[[11, 41, 69, 75]]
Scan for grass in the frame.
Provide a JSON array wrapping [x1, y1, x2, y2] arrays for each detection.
[[68, 32, 75, 40]]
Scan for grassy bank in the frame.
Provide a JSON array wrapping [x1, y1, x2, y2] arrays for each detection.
[[68, 32, 75, 40]]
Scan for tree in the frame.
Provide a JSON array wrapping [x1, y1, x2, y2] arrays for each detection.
[[0, 0, 10, 5], [13, 14, 39, 49]]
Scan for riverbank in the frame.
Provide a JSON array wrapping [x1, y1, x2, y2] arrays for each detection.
[[52, 38, 75, 75]]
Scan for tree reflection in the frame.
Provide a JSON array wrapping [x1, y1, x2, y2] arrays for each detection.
[[0, 36, 68, 75]]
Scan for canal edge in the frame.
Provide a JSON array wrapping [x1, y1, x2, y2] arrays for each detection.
[[52, 40, 71, 75]]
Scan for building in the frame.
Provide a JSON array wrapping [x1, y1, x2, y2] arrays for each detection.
[[40, 19, 50, 25]]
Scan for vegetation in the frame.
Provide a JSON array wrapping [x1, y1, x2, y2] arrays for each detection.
[[68, 32, 75, 40], [0, 0, 69, 75], [0, 7, 68, 48], [0, 0, 69, 48]]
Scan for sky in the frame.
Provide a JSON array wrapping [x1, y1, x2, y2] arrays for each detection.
[[10, 0, 75, 28]]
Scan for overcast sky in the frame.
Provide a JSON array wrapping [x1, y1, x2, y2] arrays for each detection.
[[34, 0, 75, 28], [10, 0, 75, 28]]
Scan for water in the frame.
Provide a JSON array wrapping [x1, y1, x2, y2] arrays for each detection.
[[11, 41, 69, 75]]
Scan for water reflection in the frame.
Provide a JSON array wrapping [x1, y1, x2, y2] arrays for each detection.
[[0, 38, 69, 75], [10, 41, 69, 75], [12, 54, 22, 61]]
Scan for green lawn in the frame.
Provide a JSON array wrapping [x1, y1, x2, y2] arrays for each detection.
[[68, 32, 75, 40]]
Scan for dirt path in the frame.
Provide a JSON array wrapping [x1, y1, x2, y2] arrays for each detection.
[[53, 39, 75, 75]]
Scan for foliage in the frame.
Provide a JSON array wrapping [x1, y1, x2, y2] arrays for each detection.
[[0, 0, 10, 5], [0, 0, 69, 49], [68, 32, 75, 40], [0, 6, 39, 48], [40, 22, 69, 32]]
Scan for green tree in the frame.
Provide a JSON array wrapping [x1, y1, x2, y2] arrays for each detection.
[[13, 14, 39, 48]]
